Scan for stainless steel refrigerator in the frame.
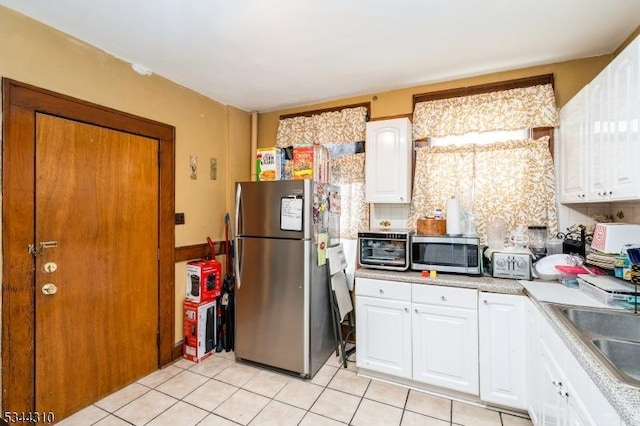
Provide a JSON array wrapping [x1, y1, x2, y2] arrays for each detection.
[[234, 179, 340, 378]]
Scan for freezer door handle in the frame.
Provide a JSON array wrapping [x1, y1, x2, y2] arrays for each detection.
[[234, 183, 242, 289]]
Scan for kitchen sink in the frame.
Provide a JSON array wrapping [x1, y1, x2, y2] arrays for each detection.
[[592, 339, 640, 384], [546, 303, 640, 387], [560, 306, 640, 342]]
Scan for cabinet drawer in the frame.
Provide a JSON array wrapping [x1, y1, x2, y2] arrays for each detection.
[[355, 277, 411, 302], [412, 284, 477, 309]]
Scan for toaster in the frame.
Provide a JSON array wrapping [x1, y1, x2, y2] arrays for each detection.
[[491, 251, 532, 280]]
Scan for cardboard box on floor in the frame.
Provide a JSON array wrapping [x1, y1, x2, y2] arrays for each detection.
[[183, 299, 216, 362]]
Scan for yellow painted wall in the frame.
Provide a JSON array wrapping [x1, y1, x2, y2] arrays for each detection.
[[0, 5, 251, 344], [257, 54, 617, 148], [257, 25, 639, 145]]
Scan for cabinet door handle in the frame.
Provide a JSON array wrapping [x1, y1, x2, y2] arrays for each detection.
[[405, 307, 409, 313], [483, 300, 488, 305], [414, 308, 418, 314], [379, 289, 384, 294], [441, 296, 446, 302]]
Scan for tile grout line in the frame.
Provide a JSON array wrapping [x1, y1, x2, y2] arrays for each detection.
[[74, 352, 530, 426], [346, 373, 372, 425]]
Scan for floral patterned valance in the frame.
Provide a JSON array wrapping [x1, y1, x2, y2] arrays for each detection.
[[413, 84, 559, 140], [276, 106, 367, 147]]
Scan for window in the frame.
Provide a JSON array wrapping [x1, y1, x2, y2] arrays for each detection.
[[429, 129, 530, 147], [409, 75, 560, 244]]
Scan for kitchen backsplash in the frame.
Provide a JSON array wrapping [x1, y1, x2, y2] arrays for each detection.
[[558, 201, 640, 234], [369, 203, 411, 229], [610, 202, 640, 224], [370, 201, 640, 234]]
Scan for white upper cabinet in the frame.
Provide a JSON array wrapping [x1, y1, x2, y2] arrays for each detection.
[[585, 68, 611, 200], [558, 89, 588, 202], [607, 39, 640, 200], [365, 118, 413, 203], [559, 35, 640, 203]]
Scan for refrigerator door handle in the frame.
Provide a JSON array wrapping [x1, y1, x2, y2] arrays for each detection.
[[234, 183, 242, 289]]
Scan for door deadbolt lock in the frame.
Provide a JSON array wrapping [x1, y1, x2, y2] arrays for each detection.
[[42, 283, 58, 295], [43, 262, 58, 273]]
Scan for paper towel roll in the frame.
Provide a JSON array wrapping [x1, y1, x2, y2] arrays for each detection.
[[446, 196, 461, 235]]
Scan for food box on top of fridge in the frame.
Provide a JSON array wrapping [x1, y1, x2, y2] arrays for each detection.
[[256, 147, 284, 181], [293, 144, 331, 183]]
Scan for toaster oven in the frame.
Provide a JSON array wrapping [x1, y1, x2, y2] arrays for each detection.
[[358, 231, 410, 271]]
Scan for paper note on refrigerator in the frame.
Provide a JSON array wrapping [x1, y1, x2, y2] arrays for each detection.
[[280, 197, 303, 231]]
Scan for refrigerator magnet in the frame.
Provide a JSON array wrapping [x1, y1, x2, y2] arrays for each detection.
[[317, 233, 328, 266]]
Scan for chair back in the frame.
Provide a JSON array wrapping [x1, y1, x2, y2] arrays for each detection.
[[327, 244, 348, 276], [327, 244, 353, 321]]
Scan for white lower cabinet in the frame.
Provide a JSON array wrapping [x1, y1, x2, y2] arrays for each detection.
[[527, 300, 622, 426], [525, 298, 542, 424], [539, 321, 597, 426], [355, 277, 625, 424], [478, 292, 526, 409], [413, 285, 478, 395], [355, 278, 412, 379], [355, 278, 478, 394]]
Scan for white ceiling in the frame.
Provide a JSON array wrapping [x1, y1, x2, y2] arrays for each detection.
[[2, 0, 639, 112]]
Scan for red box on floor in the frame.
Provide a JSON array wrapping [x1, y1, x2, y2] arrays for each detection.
[[185, 259, 222, 302], [183, 299, 216, 362]]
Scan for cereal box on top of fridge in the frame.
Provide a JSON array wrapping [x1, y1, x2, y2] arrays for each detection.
[[256, 147, 283, 181], [293, 145, 331, 183]]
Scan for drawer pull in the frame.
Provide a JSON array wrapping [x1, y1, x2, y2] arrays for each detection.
[[441, 296, 447, 302], [415, 308, 418, 314], [379, 289, 384, 294]]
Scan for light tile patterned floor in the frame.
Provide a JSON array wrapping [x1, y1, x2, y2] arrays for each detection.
[[58, 351, 533, 425]]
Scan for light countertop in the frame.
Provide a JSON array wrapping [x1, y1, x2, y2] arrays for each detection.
[[519, 279, 610, 307], [354, 268, 525, 295]]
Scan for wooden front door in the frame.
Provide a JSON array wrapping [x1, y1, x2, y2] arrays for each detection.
[[34, 114, 159, 417], [2, 79, 176, 422]]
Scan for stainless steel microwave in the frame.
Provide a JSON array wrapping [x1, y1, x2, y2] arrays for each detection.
[[410, 235, 482, 275], [358, 231, 410, 271]]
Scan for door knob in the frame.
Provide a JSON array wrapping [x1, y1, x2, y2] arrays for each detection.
[[42, 283, 58, 295]]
